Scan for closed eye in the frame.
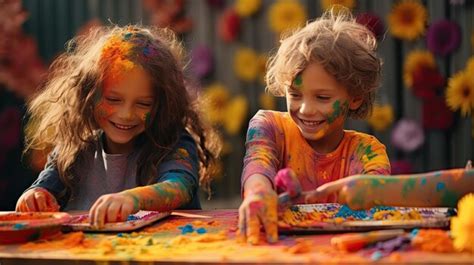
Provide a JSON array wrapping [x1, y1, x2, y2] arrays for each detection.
[[105, 97, 121, 103], [137, 102, 153, 108]]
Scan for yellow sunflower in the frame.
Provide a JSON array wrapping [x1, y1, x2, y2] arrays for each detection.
[[446, 71, 474, 117], [388, 0, 427, 41], [268, 0, 307, 34], [403, 50, 436, 88], [450, 193, 474, 253], [202, 83, 231, 125], [235, 0, 262, 17], [366, 104, 394, 132], [465, 56, 474, 76], [259, 92, 276, 110], [320, 0, 356, 12], [223, 96, 249, 135], [234, 47, 259, 82]]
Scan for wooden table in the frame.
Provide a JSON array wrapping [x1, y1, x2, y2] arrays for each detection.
[[0, 210, 473, 264]]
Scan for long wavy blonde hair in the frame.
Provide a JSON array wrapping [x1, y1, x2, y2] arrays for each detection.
[[25, 25, 221, 198], [266, 8, 382, 119]]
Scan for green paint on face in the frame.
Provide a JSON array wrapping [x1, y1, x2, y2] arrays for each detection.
[[401, 178, 416, 198], [292, 74, 303, 88], [327, 100, 349, 124], [441, 190, 459, 207], [145, 112, 151, 126]]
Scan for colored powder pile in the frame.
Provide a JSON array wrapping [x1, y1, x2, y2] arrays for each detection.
[[178, 224, 207, 235], [280, 204, 424, 227], [411, 229, 454, 252]]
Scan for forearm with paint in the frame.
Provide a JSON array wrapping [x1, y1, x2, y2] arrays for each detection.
[[123, 175, 192, 212], [346, 168, 474, 208]]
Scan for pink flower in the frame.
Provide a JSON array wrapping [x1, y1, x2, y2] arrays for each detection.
[[391, 119, 425, 153], [426, 19, 461, 56], [191, 45, 214, 79]]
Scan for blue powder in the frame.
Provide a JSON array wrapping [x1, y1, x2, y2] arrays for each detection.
[[178, 224, 195, 234], [13, 223, 26, 230], [196, 228, 207, 234], [127, 215, 139, 221], [371, 251, 383, 261], [369, 206, 395, 215], [436, 182, 446, 192], [335, 205, 368, 219]]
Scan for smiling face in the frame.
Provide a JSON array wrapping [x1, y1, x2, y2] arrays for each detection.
[[286, 63, 362, 153], [94, 66, 155, 154]]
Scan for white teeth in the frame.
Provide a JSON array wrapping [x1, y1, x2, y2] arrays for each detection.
[[301, 119, 323, 127], [113, 123, 135, 130]]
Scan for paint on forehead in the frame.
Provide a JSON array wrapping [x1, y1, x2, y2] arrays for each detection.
[[292, 74, 303, 88]]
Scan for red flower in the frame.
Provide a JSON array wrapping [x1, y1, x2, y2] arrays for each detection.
[[412, 66, 445, 100], [422, 96, 453, 130], [218, 9, 240, 42], [356, 12, 385, 39]]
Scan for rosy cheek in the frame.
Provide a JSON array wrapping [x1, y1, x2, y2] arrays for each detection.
[[95, 101, 115, 121]]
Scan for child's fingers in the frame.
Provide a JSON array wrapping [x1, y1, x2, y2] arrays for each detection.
[[25, 196, 38, 212], [237, 204, 247, 242], [34, 192, 48, 211], [16, 200, 27, 212], [246, 202, 262, 245], [120, 203, 134, 222], [106, 201, 122, 223], [90, 197, 107, 227], [45, 195, 60, 212], [260, 212, 278, 243]]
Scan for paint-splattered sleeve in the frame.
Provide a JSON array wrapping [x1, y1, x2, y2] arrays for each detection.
[[351, 135, 391, 176], [241, 110, 281, 189]]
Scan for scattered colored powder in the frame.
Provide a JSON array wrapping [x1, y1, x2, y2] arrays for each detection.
[[285, 239, 313, 254], [371, 250, 383, 261], [420, 178, 427, 185], [179, 224, 195, 234], [13, 223, 26, 229], [411, 229, 454, 252], [436, 182, 446, 192], [196, 228, 207, 234], [127, 215, 140, 221]]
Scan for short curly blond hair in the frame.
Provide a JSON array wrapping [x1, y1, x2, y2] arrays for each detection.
[[266, 8, 382, 119]]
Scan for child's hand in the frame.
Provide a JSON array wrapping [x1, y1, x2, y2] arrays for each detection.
[[15, 187, 60, 212], [305, 176, 373, 210], [89, 192, 138, 228], [238, 186, 278, 245]]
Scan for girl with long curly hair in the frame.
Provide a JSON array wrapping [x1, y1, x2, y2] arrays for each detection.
[[16, 25, 221, 227]]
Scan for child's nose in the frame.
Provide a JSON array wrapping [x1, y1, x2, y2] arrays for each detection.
[[299, 101, 317, 116], [117, 105, 134, 120]]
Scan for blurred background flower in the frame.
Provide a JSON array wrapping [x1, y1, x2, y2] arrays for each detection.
[[426, 19, 462, 56], [234, 47, 259, 82], [268, 0, 307, 34], [320, 0, 356, 12], [191, 45, 214, 79], [218, 8, 240, 42], [356, 12, 385, 39], [422, 96, 453, 130], [391, 160, 413, 174], [388, 0, 427, 41], [366, 104, 394, 132], [403, 50, 436, 88], [234, 0, 261, 17], [446, 71, 474, 117], [391, 119, 425, 152]]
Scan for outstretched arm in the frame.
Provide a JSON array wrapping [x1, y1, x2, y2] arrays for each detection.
[[306, 165, 474, 210]]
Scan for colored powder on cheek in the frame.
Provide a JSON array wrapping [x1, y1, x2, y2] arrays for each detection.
[[142, 112, 151, 125], [436, 182, 446, 192]]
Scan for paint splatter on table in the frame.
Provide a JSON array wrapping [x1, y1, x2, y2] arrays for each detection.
[[0, 210, 472, 264], [279, 204, 453, 232]]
